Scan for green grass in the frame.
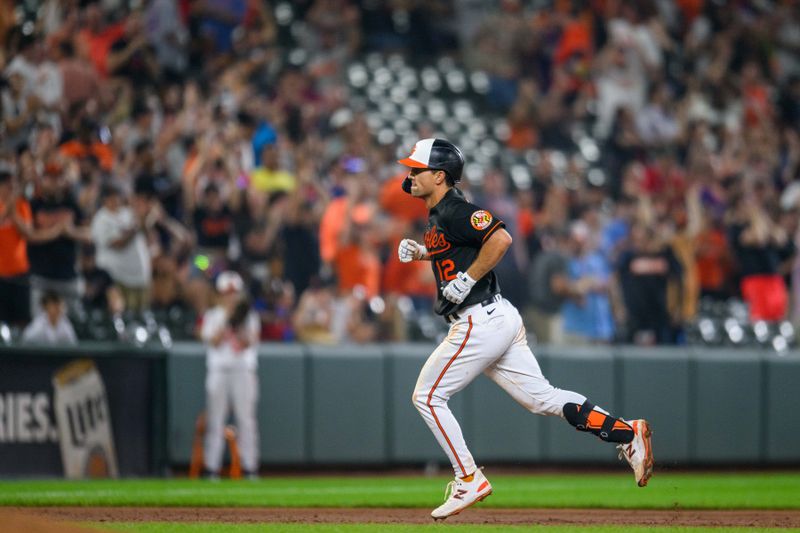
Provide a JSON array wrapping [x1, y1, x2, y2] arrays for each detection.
[[95, 525, 800, 533], [1, 473, 799, 509]]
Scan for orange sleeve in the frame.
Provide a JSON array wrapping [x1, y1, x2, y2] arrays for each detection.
[[319, 199, 345, 263], [332, 244, 359, 291], [518, 210, 535, 238], [92, 143, 115, 171], [59, 140, 85, 158], [363, 254, 381, 299], [17, 199, 32, 223]]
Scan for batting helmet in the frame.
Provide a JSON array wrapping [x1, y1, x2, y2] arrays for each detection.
[[398, 138, 464, 183]]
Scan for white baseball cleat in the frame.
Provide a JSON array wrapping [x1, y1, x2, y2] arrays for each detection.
[[431, 468, 493, 520], [617, 419, 654, 487]]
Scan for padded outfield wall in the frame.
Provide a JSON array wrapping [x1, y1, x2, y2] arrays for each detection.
[[1, 342, 798, 477], [167, 342, 800, 468]]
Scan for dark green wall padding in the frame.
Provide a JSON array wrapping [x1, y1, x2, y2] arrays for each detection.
[[165, 342, 800, 467]]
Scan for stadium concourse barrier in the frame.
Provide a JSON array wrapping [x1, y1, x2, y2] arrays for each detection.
[[2, 342, 799, 477]]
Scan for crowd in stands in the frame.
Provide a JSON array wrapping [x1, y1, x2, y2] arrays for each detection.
[[1, 0, 800, 347]]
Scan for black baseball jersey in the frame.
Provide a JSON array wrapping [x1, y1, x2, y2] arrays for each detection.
[[423, 188, 506, 316]]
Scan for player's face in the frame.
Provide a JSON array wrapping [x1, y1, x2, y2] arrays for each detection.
[[220, 290, 240, 310], [407, 168, 442, 197]]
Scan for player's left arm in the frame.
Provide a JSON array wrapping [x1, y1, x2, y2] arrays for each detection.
[[465, 228, 512, 280], [441, 205, 509, 304]]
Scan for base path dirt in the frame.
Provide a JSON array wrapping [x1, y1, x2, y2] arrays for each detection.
[[0, 510, 111, 533], [14, 507, 800, 528]]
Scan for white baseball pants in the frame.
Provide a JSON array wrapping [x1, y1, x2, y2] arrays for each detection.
[[204, 367, 260, 473], [413, 297, 586, 477]]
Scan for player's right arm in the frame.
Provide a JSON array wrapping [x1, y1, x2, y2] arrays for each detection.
[[463, 228, 512, 281], [398, 238, 430, 262], [201, 308, 228, 347]]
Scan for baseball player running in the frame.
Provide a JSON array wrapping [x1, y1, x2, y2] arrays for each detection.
[[397, 138, 653, 520], [200, 271, 261, 479]]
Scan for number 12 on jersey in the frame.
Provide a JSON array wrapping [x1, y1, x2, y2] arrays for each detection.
[[435, 259, 456, 281]]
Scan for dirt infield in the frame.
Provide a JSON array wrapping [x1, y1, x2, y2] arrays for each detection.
[[1, 510, 109, 533], [14, 506, 800, 528]]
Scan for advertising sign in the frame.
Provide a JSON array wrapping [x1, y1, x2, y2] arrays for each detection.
[[0, 348, 165, 477], [52, 359, 119, 479]]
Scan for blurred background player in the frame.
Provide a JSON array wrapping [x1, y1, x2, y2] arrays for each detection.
[[200, 270, 260, 479]]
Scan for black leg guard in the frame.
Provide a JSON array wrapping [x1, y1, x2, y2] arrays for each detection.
[[563, 400, 634, 444], [563, 400, 594, 430]]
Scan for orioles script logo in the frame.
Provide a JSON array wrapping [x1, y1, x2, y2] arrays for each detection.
[[424, 225, 451, 254]]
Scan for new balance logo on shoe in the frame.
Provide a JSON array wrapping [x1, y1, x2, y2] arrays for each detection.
[[431, 469, 493, 520], [616, 419, 653, 488], [621, 444, 635, 458]]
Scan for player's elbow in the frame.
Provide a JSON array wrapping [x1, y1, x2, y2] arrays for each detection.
[[493, 229, 512, 250]]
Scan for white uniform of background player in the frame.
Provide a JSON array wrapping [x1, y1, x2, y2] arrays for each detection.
[[200, 271, 261, 477], [396, 138, 653, 520]]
